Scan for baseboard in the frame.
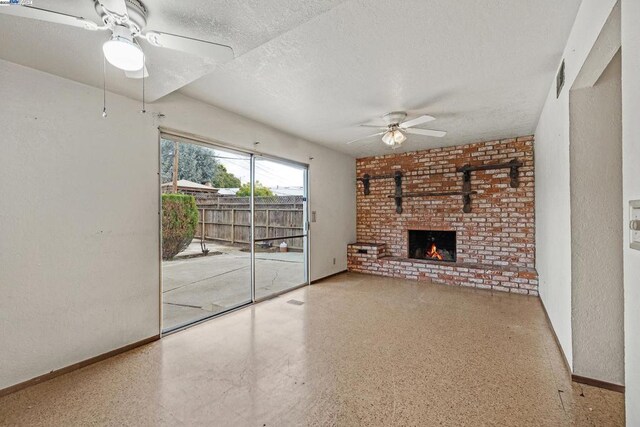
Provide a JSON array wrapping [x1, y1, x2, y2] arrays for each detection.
[[539, 299, 626, 394], [572, 374, 625, 394], [311, 269, 348, 284], [0, 334, 160, 398], [539, 297, 572, 373]]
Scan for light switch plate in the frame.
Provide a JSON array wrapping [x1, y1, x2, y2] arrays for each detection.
[[631, 200, 640, 250]]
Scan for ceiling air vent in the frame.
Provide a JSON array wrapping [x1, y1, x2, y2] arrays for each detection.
[[556, 60, 565, 98]]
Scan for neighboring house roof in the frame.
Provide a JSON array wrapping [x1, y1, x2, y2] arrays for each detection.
[[161, 180, 219, 193], [270, 186, 304, 196], [217, 188, 240, 196]]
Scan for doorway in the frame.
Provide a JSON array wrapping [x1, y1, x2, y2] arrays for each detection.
[[159, 133, 309, 333]]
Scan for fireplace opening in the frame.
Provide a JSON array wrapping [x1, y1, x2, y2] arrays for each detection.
[[408, 230, 456, 262]]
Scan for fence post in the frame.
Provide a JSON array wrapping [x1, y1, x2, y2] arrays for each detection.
[[201, 208, 205, 239], [231, 209, 235, 244], [266, 209, 270, 240]]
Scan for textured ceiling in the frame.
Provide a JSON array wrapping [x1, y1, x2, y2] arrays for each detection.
[[181, 0, 582, 157], [0, 0, 582, 157]]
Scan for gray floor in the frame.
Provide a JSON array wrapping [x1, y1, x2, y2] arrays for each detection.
[[162, 241, 305, 330]]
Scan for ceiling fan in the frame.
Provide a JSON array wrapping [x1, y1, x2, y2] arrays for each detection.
[[347, 112, 447, 148], [0, 0, 234, 77]]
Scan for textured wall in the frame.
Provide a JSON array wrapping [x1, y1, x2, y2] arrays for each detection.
[[570, 51, 624, 386], [622, 0, 640, 422], [355, 137, 535, 268], [0, 60, 160, 391], [535, 0, 619, 370]]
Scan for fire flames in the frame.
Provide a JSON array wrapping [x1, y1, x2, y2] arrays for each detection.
[[426, 243, 443, 260]]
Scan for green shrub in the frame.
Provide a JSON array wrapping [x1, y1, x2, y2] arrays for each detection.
[[161, 194, 199, 260]]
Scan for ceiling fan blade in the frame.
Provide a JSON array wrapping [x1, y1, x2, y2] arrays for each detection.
[[400, 115, 436, 128], [97, 0, 129, 20], [143, 31, 234, 64], [346, 132, 386, 145], [359, 124, 387, 129], [404, 128, 447, 138], [125, 65, 149, 79], [0, 5, 101, 30]]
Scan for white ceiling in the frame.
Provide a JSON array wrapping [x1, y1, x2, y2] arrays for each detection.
[[0, 0, 582, 157]]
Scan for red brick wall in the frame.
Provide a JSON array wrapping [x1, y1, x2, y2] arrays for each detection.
[[356, 136, 535, 268]]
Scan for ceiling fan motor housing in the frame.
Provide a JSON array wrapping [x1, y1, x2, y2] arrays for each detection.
[[383, 111, 408, 126], [110, 24, 135, 42], [94, 0, 147, 34]]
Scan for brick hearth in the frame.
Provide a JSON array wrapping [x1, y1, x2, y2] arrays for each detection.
[[348, 136, 538, 295]]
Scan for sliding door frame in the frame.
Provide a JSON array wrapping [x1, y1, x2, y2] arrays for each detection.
[[158, 128, 310, 334]]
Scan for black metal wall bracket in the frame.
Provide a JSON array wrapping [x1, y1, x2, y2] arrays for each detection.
[[358, 173, 396, 195], [362, 173, 371, 195], [357, 171, 403, 213], [462, 170, 472, 213], [457, 159, 523, 213], [394, 171, 403, 214]]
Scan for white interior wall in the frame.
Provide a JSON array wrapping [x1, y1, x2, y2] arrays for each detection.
[[0, 59, 356, 391], [534, 0, 618, 370], [569, 51, 623, 385], [621, 0, 640, 423], [0, 60, 160, 391]]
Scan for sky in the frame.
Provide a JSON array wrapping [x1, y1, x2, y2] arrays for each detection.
[[211, 148, 304, 188]]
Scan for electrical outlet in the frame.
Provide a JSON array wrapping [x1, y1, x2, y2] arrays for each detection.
[[631, 200, 640, 250], [333, 257, 336, 265], [311, 211, 317, 222]]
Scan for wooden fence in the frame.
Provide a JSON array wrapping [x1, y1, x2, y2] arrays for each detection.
[[194, 196, 305, 249]]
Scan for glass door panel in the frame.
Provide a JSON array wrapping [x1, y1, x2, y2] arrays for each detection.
[[253, 157, 308, 300], [160, 136, 252, 332], [254, 236, 307, 299]]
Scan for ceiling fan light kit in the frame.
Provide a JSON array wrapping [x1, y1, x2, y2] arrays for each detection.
[[102, 25, 144, 71], [381, 128, 406, 148], [393, 129, 407, 143], [381, 131, 395, 146]]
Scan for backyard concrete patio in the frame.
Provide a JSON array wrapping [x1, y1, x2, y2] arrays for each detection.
[[162, 240, 305, 330]]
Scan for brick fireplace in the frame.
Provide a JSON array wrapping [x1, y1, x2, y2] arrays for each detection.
[[348, 136, 538, 295]]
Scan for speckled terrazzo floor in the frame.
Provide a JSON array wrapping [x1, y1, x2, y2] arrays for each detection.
[[0, 273, 624, 426]]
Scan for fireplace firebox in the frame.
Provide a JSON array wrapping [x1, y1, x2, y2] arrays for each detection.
[[408, 230, 456, 262]]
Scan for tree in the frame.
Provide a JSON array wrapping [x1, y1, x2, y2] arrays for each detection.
[[236, 181, 274, 197], [211, 163, 241, 188], [160, 139, 241, 188]]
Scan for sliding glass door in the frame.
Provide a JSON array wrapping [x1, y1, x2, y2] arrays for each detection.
[[160, 137, 253, 331], [253, 157, 308, 300], [159, 133, 309, 332]]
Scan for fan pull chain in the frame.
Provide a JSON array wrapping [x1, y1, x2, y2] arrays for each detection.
[[102, 56, 107, 118], [141, 53, 146, 114]]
